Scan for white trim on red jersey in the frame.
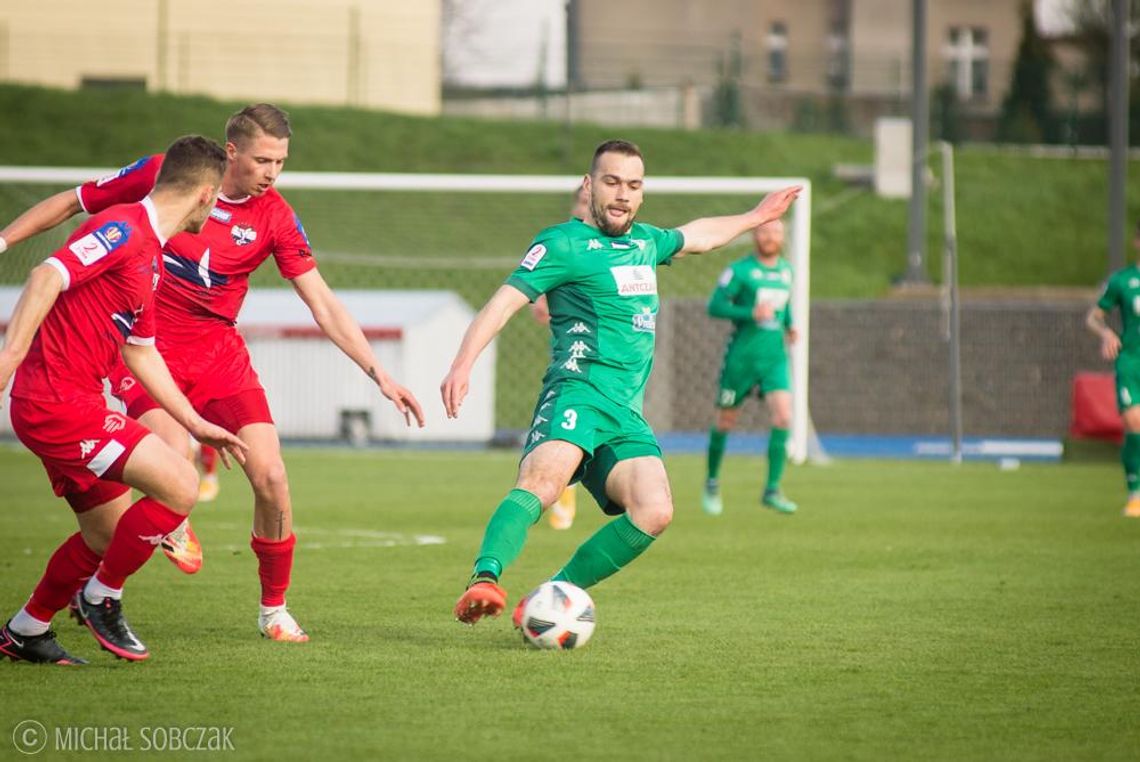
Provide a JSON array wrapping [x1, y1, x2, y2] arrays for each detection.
[[43, 256, 71, 291], [140, 196, 166, 247]]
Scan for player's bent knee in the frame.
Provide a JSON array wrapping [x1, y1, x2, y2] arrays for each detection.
[[514, 477, 563, 509], [162, 460, 199, 514], [249, 458, 290, 501], [629, 502, 673, 537]]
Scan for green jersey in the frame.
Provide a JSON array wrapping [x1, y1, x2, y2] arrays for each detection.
[[708, 254, 794, 360], [1098, 265, 1140, 355], [506, 218, 685, 412]]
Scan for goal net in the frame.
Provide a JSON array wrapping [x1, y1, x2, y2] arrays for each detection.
[[0, 167, 822, 462]]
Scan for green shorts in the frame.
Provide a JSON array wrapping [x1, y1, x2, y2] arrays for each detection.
[[1116, 353, 1140, 412], [715, 354, 791, 409], [522, 381, 661, 515]]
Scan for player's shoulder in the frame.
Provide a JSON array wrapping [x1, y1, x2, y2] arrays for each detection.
[[1109, 266, 1139, 283], [253, 186, 298, 216], [531, 221, 576, 250]]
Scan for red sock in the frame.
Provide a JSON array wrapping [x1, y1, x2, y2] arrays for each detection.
[[199, 445, 218, 475], [25, 533, 102, 621], [94, 497, 185, 590], [251, 533, 296, 607]]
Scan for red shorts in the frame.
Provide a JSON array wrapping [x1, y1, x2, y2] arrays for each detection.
[[10, 395, 151, 513], [108, 326, 274, 434]]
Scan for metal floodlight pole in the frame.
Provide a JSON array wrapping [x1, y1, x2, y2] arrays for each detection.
[[939, 141, 963, 463], [1108, 0, 1130, 274], [905, 0, 930, 285]]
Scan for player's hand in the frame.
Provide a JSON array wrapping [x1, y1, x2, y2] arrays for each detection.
[[441, 366, 470, 419], [379, 378, 426, 428], [753, 302, 775, 322], [786, 327, 799, 345], [0, 351, 18, 409], [1102, 333, 1122, 361], [187, 420, 248, 469], [753, 186, 802, 224]]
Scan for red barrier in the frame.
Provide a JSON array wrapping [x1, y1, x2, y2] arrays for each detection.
[[1070, 372, 1123, 443]]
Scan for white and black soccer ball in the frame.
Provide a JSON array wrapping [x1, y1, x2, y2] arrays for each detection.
[[519, 581, 596, 650]]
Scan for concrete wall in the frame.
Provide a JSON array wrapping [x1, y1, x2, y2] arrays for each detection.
[[0, 0, 440, 115], [648, 298, 1105, 438]]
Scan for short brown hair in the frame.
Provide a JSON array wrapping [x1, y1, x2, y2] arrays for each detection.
[[590, 139, 643, 174], [225, 103, 292, 148], [155, 135, 227, 191]]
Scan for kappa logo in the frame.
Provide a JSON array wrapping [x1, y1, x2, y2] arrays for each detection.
[[231, 224, 258, 246], [567, 322, 591, 335], [103, 414, 126, 434], [79, 439, 98, 458], [587, 239, 603, 251], [632, 239, 647, 250], [521, 243, 547, 271], [532, 414, 548, 427], [1131, 278, 1139, 288], [137, 533, 166, 547], [530, 430, 546, 444]]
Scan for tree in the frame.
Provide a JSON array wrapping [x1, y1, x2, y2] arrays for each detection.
[[998, 1, 1058, 142]]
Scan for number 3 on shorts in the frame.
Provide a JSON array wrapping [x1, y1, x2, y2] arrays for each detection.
[[561, 409, 578, 430]]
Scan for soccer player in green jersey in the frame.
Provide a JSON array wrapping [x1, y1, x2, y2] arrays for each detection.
[[701, 219, 798, 516], [441, 139, 800, 624], [1087, 226, 1140, 518]]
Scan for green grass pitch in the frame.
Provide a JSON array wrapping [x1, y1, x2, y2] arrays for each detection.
[[1, 444, 1138, 760]]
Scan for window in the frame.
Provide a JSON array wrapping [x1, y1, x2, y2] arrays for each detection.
[[944, 26, 989, 99], [826, 25, 850, 91], [768, 22, 788, 84]]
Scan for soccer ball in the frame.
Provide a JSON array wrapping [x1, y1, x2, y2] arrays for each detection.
[[518, 581, 596, 650]]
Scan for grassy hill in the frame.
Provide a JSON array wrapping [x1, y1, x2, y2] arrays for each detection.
[[0, 83, 1137, 298]]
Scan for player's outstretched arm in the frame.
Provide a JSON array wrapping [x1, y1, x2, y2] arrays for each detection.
[[441, 284, 530, 418], [1086, 305, 1122, 361], [121, 343, 249, 467], [291, 270, 425, 428], [676, 186, 802, 257], [0, 264, 65, 398], [0, 190, 84, 254]]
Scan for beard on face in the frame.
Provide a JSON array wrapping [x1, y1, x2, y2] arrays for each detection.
[[590, 195, 634, 237]]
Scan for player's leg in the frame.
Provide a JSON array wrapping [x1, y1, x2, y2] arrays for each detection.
[[761, 389, 796, 514], [115, 369, 205, 575], [77, 430, 199, 661], [1, 489, 129, 665], [198, 444, 220, 502], [455, 439, 585, 624], [551, 453, 671, 589], [548, 485, 577, 530], [704, 404, 740, 516], [1122, 406, 1140, 517], [229, 419, 309, 642]]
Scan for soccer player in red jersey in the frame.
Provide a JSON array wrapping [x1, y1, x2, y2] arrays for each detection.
[[0, 104, 425, 642], [0, 136, 247, 664]]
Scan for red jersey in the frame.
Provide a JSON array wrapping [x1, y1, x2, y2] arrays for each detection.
[[12, 199, 163, 402], [78, 155, 316, 334]]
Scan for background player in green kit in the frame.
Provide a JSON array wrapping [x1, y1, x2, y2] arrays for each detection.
[[441, 139, 800, 624], [1087, 222, 1140, 518], [702, 219, 798, 516]]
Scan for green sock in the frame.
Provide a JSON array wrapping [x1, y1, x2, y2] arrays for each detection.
[[766, 428, 789, 493], [707, 427, 728, 482], [1123, 433, 1140, 494], [472, 488, 542, 580], [552, 513, 656, 589]]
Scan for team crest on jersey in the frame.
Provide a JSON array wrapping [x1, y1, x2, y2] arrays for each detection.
[[231, 225, 258, 246], [610, 265, 657, 296], [521, 244, 547, 271], [210, 207, 233, 223], [1130, 278, 1139, 288], [587, 239, 603, 250], [69, 222, 131, 266], [95, 157, 148, 187]]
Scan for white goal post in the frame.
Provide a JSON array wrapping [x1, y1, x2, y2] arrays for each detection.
[[0, 167, 818, 463]]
